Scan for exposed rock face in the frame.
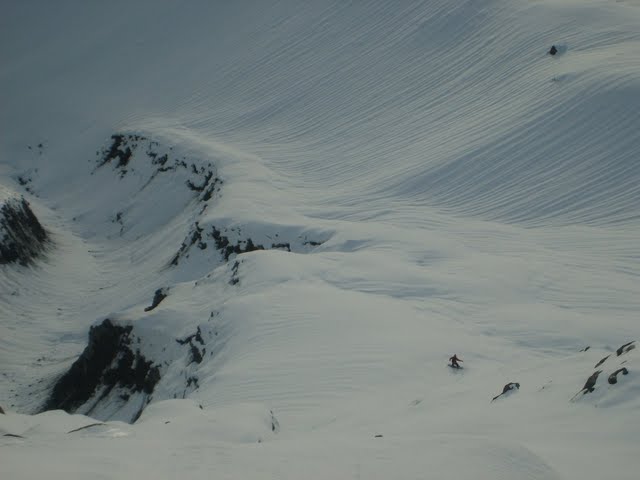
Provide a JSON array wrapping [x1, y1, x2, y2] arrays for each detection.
[[617, 341, 635, 356], [96, 133, 221, 201], [491, 382, 520, 402], [0, 197, 48, 265], [572, 370, 603, 400], [595, 355, 610, 368], [608, 368, 629, 385], [98, 134, 139, 169], [170, 222, 324, 267], [177, 327, 205, 366], [144, 288, 168, 312], [42, 319, 160, 415]]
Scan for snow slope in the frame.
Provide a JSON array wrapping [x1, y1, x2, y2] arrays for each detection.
[[2, 0, 640, 478]]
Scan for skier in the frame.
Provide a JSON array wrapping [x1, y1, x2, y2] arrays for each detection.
[[449, 354, 463, 368]]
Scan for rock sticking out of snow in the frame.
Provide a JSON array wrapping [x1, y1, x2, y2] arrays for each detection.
[[491, 382, 520, 402], [42, 319, 161, 419], [0, 197, 48, 265], [144, 288, 168, 312]]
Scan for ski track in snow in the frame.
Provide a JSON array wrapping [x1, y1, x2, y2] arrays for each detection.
[[2, 0, 640, 479]]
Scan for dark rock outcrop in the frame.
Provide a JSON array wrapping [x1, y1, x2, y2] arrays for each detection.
[[177, 327, 205, 365], [608, 368, 629, 385], [491, 382, 520, 402], [230, 260, 240, 285], [0, 197, 48, 265], [67, 423, 104, 434], [186, 170, 221, 202], [572, 370, 603, 400], [595, 355, 610, 368], [211, 226, 265, 261], [98, 134, 143, 169], [170, 222, 205, 265], [270, 410, 280, 433], [170, 224, 267, 266], [144, 288, 168, 312], [42, 319, 160, 414], [96, 133, 222, 205], [0, 405, 5, 414], [617, 341, 635, 356], [549, 45, 558, 56]]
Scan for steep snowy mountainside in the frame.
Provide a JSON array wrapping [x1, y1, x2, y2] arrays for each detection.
[[3, 0, 640, 226], [2, 0, 640, 479]]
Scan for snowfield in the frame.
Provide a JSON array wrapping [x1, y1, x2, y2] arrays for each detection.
[[1, 0, 640, 478]]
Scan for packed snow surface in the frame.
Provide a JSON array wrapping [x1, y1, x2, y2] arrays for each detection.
[[1, 0, 640, 478]]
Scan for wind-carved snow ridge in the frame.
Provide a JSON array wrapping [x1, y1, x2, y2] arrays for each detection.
[[169, 221, 328, 269], [0, 194, 49, 266], [96, 133, 221, 203], [31, 131, 330, 422], [85, 132, 223, 242], [92, 132, 329, 266]]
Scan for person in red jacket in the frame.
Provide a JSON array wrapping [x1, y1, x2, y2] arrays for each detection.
[[449, 354, 463, 368]]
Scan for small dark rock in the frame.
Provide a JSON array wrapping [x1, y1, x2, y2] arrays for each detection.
[[608, 368, 629, 385], [572, 370, 603, 400], [99, 134, 138, 169], [177, 327, 205, 347], [374, 434, 383, 438], [144, 288, 168, 312], [595, 355, 610, 368], [230, 260, 241, 285], [170, 223, 204, 266], [67, 423, 104, 434], [549, 45, 558, 56], [271, 242, 291, 252], [189, 344, 203, 364], [616, 341, 636, 356], [186, 376, 199, 389], [0, 405, 5, 414], [491, 382, 520, 402], [583, 370, 602, 393]]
